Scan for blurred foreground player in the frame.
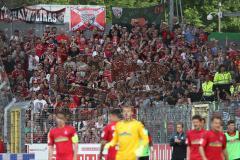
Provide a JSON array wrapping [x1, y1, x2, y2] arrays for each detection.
[[48, 111, 78, 160], [199, 116, 228, 160], [106, 106, 149, 160], [186, 115, 205, 160], [99, 109, 121, 160]]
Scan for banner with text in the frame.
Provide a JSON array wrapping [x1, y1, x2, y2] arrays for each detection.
[[112, 4, 164, 26], [0, 7, 65, 24]]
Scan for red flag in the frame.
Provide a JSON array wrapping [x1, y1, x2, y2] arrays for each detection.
[[70, 6, 106, 31]]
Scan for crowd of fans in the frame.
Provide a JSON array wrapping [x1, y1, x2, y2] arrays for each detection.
[[0, 22, 240, 143]]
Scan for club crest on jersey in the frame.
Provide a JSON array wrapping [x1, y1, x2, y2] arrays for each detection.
[[219, 136, 223, 141], [64, 130, 68, 135]]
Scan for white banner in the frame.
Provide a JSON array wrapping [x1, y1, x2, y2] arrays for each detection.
[[27, 144, 48, 160], [78, 144, 100, 154]]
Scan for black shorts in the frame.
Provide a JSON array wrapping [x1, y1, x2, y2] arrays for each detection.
[[138, 156, 149, 160]]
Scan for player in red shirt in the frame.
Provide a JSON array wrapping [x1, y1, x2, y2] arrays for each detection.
[[99, 109, 121, 160], [199, 116, 228, 160], [186, 115, 206, 160], [48, 111, 78, 160]]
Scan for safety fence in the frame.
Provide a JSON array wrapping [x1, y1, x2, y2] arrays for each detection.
[[25, 102, 109, 144], [23, 101, 240, 145], [5, 100, 240, 153], [138, 101, 240, 143]]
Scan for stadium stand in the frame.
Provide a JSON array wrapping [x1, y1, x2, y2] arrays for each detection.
[[0, 22, 240, 144]]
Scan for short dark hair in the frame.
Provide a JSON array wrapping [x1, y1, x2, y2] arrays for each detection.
[[176, 122, 184, 128], [192, 115, 202, 121], [211, 115, 222, 122], [227, 120, 235, 125], [110, 109, 122, 118]]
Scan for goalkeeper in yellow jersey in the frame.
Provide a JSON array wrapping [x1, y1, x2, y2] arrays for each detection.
[[106, 105, 149, 160]]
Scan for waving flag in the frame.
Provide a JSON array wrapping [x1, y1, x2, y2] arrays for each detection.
[[70, 6, 106, 31]]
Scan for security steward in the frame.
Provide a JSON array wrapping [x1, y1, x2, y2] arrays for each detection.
[[202, 75, 215, 101]]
